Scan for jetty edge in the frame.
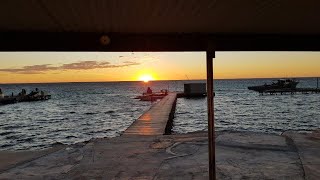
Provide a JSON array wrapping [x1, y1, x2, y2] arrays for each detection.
[[125, 90, 203, 136], [124, 92, 177, 135]]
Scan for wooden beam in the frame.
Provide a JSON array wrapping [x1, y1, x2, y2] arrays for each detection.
[[1, 33, 320, 51]]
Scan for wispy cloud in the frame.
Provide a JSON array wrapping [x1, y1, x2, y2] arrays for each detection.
[[122, 61, 140, 65], [0, 61, 141, 74], [61, 61, 111, 70], [0, 64, 59, 74], [117, 54, 159, 63]]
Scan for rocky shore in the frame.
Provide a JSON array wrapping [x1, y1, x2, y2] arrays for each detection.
[[0, 130, 319, 179]]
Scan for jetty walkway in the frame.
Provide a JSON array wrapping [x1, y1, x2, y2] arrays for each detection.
[[124, 92, 177, 135]]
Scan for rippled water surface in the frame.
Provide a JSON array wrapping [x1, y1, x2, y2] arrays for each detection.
[[0, 82, 161, 150], [0, 79, 319, 150], [173, 78, 320, 134]]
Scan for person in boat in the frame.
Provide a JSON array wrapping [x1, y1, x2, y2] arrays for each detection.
[[0, 88, 4, 99], [34, 88, 41, 96], [146, 87, 153, 94], [21, 89, 27, 96]]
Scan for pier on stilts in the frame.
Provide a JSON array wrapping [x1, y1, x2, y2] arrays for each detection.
[[260, 88, 320, 95], [124, 92, 177, 135]]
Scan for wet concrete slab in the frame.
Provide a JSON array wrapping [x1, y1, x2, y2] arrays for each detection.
[[0, 131, 319, 179], [0, 145, 65, 174], [283, 131, 320, 180]]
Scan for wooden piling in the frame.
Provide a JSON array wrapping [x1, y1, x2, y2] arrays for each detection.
[[206, 50, 215, 180]]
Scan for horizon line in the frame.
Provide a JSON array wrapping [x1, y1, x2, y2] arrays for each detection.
[[0, 76, 319, 85]]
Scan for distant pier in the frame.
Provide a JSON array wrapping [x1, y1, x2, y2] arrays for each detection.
[[261, 88, 320, 95], [124, 93, 177, 135]]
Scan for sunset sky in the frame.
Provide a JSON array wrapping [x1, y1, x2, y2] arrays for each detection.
[[0, 52, 320, 83]]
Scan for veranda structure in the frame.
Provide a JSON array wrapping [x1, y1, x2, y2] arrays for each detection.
[[1, 1, 320, 179]]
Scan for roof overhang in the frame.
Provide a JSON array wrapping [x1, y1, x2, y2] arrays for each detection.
[[1, 0, 320, 51], [2, 33, 320, 51]]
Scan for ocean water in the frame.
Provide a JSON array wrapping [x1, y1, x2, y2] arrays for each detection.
[[173, 78, 320, 134], [0, 78, 319, 150]]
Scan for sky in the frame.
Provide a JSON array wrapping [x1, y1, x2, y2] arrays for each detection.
[[0, 52, 320, 83]]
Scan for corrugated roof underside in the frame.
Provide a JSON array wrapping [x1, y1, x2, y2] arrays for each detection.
[[0, 0, 319, 34]]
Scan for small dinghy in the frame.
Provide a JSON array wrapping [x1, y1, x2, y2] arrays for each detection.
[[134, 89, 168, 101]]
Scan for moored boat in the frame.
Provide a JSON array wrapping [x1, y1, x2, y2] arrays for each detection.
[[248, 79, 299, 93], [134, 89, 168, 101], [0, 88, 51, 105], [0, 97, 17, 105]]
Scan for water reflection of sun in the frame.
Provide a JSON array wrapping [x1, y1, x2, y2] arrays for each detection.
[[139, 74, 154, 82]]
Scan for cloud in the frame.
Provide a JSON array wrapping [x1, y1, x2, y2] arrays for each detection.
[[117, 53, 159, 63], [123, 61, 140, 65], [0, 64, 58, 74], [61, 61, 111, 70], [0, 61, 141, 74]]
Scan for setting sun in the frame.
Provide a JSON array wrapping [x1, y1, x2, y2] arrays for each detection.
[[139, 74, 154, 82]]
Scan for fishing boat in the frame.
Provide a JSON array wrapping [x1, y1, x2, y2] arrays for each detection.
[[248, 79, 299, 93], [0, 88, 51, 105], [0, 97, 17, 105]]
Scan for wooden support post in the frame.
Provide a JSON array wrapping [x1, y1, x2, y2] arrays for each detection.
[[206, 50, 215, 180]]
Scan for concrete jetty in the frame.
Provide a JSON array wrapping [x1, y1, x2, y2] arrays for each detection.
[[0, 130, 319, 179], [124, 93, 177, 135]]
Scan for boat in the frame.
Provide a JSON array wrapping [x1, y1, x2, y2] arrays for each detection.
[[248, 79, 299, 93], [0, 97, 17, 105], [134, 89, 168, 101], [17, 90, 51, 102], [0, 88, 51, 105]]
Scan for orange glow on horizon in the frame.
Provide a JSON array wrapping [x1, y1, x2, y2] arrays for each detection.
[[139, 74, 154, 82], [1, 52, 320, 83]]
